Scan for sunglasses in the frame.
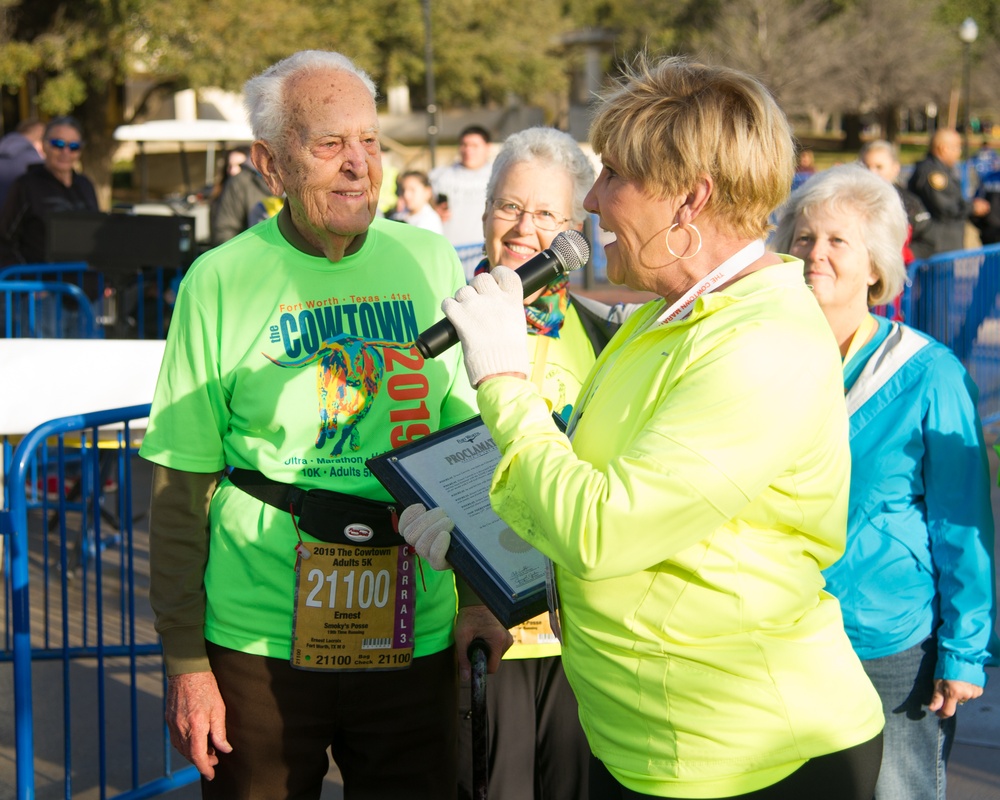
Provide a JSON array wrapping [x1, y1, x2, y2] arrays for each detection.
[[49, 138, 82, 151]]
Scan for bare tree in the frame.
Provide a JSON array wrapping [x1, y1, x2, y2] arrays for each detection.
[[833, 0, 955, 141], [972, 38, 1000, 128], [690, 0, 852, 133]]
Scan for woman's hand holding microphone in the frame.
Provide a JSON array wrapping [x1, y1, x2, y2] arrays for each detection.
[[443, 265, 529, 388], [401, 266, 530, 569]]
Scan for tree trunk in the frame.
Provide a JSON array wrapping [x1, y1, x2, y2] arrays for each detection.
[[807, 107, 831, 135], [880, 104, 899, 143], [842, 113, 863, 150], [77, 85, 121, 210]]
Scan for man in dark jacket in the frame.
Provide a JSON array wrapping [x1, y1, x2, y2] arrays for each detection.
[[209, 162, 276, 245], [972, 168, 1000, 245], [0, 116, 98, 266], [0, 119, 44, 206], [907, 128, 989, 254], [860, 139, 934, 263]]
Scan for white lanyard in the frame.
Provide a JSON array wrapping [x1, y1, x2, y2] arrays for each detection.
[[650, 239, 766, 328]]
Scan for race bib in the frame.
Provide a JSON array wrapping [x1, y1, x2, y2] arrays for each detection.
[[291, 543, 415, 671], [510, 612, 559, 647]]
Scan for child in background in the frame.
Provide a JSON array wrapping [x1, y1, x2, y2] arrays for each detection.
[[399, 171, 443, 234]]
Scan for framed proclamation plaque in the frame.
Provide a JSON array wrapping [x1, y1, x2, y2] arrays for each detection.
[[366, 415, 549, 628]]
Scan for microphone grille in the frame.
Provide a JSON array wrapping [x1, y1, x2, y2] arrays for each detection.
[[551, 229, 590, 273]]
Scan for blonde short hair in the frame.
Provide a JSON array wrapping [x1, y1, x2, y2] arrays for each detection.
[[589, 56, 794, 239]]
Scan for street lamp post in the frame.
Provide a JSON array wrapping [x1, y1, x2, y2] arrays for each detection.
[[421, 0, 438, 169], [959, 16, 978, 162]]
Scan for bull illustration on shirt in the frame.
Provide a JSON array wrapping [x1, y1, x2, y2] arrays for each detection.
[[264, 334, 409, 457]]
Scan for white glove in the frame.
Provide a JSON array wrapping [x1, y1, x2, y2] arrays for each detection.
[[398, 504, 453, 570], [442, 266, 529, 387]]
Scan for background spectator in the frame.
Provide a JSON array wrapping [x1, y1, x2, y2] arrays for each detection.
[[0, 118, 44, 206], [0, 115, 98, 266], [907, 128, 990, 254], [208, 145, 249, 205], [859, 139, 934, 264], [774, 164, 999, 800], [791, 146, 817, 191], [397, 170, 443, 234], [209, 151, 275, 245], [972, 140, 1000, 181], [972, 162, 1000, 245], [431, 124, 494, 270]]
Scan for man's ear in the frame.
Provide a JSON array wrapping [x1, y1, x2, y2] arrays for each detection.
[[252, 140, 285, 197]]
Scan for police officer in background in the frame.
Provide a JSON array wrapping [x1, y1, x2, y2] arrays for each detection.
[[907, 128, 989, 254]]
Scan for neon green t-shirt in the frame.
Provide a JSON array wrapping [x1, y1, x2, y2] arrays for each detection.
[[140, 216, 476, 660]]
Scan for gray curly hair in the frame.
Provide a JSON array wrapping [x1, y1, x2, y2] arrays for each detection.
[[772, 164, 908, 306], [486, 127, 595, 225]]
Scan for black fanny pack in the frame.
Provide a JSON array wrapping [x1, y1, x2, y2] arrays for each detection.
[[227, 468, 404, 547]]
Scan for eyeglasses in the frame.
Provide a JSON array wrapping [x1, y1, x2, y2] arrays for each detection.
[[49, 139, 82, 151], [491, 199, 570, 231]]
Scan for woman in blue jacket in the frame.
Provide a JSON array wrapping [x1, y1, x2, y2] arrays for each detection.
[[773, 164, 1000, 800]]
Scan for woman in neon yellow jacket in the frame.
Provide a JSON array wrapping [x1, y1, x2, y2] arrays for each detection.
[[403, 56, 884, 799]]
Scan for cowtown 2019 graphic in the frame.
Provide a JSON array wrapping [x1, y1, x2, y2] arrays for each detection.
[[265, 294, 425, 458]]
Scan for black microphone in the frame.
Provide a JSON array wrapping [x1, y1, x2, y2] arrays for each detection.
[[415, 229, 590, 359]]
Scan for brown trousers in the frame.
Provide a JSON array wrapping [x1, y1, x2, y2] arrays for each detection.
[[202, 641, 458, 800]]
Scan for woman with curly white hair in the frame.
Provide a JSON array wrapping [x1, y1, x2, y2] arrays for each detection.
[[772, 163, 999, 800]]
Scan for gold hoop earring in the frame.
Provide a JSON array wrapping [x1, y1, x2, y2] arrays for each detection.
[[666, 223, 703, 260]]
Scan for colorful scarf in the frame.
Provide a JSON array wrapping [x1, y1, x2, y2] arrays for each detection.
[[473, 257, 570, 338]]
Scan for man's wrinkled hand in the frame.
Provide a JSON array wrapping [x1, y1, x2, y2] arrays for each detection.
[[455, 604, 514, 681], [166, 671, 232, 780], [399, 503, 453, 570]]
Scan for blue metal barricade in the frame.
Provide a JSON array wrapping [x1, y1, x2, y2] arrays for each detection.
[[902, 243, 1000, 428], [0, 263, 183, 339], [1, 405, 198, 799], [454, 242, 485, 280], [1, 279, 101, 339], [0, 262, 93, 286]]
